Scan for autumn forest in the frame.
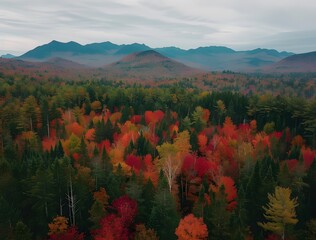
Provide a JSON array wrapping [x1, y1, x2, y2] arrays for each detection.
[[0, 71, 316, 240]]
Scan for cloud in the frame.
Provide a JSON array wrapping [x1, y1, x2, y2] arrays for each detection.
[[1, 0, 316, 54]]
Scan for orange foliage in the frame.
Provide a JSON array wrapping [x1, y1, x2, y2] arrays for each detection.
[[202, 108, 210, 123], [144, 110, 164, 125], [175, 214, 208, 240], [291, 135, 305, 147], [198, 134, 208, 153], [85, 128, 95, 142], [143, 154, 158, 185], [211, 176, 237, 211], [66, 122, 84, 137], [42, 137, 57, 152], [93, 187, 109, 206], [222, 117, 237, 139], [252, 133, 270, 149], [48, 216, 68, 235]]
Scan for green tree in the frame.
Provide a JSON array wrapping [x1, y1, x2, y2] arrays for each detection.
[[149, 175, 180, 240], [14, 221, 33, 240]]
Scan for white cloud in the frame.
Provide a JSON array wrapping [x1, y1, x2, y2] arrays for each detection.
[[1, 0, 316, 54]]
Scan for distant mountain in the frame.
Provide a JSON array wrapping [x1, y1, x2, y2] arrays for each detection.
[[115, 43, 151, 55], [103, 50, 201, 79], [264, 52, 316, 73], [155, 47, 293, 71], [1, 53, 16, 59], [18, 40, 296, 71], [19, 40, 152, 67]]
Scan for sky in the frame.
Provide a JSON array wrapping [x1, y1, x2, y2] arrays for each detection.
[[1, 0, 316, 55]]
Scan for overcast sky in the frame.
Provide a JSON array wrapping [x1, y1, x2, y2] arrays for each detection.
[[1, 0, 316, 55]]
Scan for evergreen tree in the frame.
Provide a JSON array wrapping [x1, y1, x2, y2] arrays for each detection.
[[149, 174, 180, 240], [14, 221, 33, 240], [258, 186, 298, 240], [206, 185, 232, 239]]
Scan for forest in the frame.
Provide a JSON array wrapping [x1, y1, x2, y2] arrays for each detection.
[[0, 72, 316, 240]]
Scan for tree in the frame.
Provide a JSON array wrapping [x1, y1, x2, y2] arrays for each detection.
[[258, 187, 298, 240], [93, 214, 128, 240], [156, 130, 191, 193], [48, 215, 84, 240], [14, 221, 33, 240], [175, 214, 208, 240], [134, 224, 159, 240], [306, 219, 316, 240], [48, 216, 68, 235], [89, 188, 109, 228], [149, 174, 180, 240]]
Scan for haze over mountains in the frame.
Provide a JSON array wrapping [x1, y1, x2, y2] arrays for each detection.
[[1, 40, 316, 73]]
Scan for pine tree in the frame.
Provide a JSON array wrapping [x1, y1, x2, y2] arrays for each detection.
[[14, 221, 33, 240], [149, 175, 180, 240]]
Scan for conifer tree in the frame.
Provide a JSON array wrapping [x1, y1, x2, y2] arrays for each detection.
[[258, 186, 298, 240]]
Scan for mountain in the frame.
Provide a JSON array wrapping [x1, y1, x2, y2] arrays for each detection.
[[155, 47, 293, 71], [18, 40, 295, 71], [264, 52, 316, 73], [1, 53, 16, 59], [19, 40, 152, 67], [102, 50, 201, 79]]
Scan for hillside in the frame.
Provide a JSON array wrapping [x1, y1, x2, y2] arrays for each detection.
[[102, 50, 202, 79], [264, 51, 316, 73]]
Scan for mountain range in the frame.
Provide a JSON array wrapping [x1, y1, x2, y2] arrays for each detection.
[[1, 40, 316, 73]]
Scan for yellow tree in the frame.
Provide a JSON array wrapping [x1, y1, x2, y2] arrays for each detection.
[[258, 186, 298, 240], [156, 131, 191, 193]]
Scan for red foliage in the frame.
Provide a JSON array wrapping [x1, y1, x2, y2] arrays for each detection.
[[94, 214, 128, 240], [286, 159, 298, 173], [130, 115, 141, 124], [238, 123, 252, 141], [182, 154, 196, 177], [112, 195, 138, 226], [265, 234, 282, 240], [49, 227, 84, 240], [196, 157, 218, 178], [97, 140, 111, 153], [125, 154, 142, 172], [301, 147, 315, 169], [72, 153, 80, 161], [273, 131, 283, 140]]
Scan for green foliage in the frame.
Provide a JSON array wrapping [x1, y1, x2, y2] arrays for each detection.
[[149, 176, 180, 240], [14, 221, 33, 240]]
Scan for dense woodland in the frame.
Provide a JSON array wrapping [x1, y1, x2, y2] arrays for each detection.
[[0, 72, 316, 240]]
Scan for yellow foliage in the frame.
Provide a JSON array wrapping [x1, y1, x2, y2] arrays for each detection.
[[258, 187, 298, 238]]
